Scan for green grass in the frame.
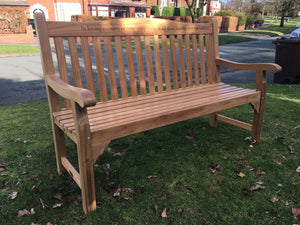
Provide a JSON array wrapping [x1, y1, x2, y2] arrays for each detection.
[[0, 45, 39, 55], [0, 84, 299, 224]]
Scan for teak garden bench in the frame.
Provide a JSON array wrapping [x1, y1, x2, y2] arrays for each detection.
[[34, 13, 281, 214]]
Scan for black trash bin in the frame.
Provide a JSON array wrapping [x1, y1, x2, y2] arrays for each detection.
[[272, 37, 300, 84]]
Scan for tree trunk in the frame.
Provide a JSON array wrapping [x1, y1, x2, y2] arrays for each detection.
[[280, 15, 285, 27]]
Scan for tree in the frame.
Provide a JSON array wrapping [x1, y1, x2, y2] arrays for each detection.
[[278, 0, 296, 27], [185, 0, 208, 23]]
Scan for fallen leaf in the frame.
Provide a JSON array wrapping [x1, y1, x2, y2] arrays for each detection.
[[273, 159, 282, 165], [40, 198, 48, 209], [52, 193, 64, 201], [161, 208, 167, 218], [249, 181, 265, 191], [294, 125, 300, 130], [292, 208, 300, 219], [8, 192, 17, 200], [147, 175, 157, 179], [48, 174, 54, 181], [222, 146, 230, 150], [113, 152, 126, 157], [185, 185, 193, 190], [296, 166, 300, 173], [285, 201, 289, 206], [249, 145, 253, 148], [288, 145, 295, 154], [238, 172, 245, 178], [177, 209, 183, 214], [210, 164, 221, 174], [0, 168, 4, 172], [245, 165, 254, 171], [277, 184, 283, 187], [18, 209, 30, 217], [154, 204, 158, 212], [30, 208, 35, 215], [53, 203, 63, 208], [270, 197, 279, 203], [16, 179, 23, 185], [1, 172, 9, 176]]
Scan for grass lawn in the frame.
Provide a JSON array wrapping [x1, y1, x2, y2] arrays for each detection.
[[0, 84, 299, 224], [0, 45, 39, 55]]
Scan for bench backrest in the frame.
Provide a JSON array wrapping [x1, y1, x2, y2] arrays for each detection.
[[34, 13, 220, 108]]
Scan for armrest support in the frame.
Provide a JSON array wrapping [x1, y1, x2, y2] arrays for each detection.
[[46, 75, 97, 108], [216, 58, 282, 73]]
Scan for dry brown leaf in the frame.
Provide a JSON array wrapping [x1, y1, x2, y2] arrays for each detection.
[[292, 208, 300, 219], [154, 204, 158, 212], [147, 175, 157, 179], [161, 208, 167, 218], [270, 197, 279, 203], [18, 209, 30, 217], [52, 193, 64, 201], [238, 172, 245, 178], [18, 208, 34, 217], [53, 203, 63, 208], [8, 192, 17, 200], [0, 168, 4, 172], [40, 198, 48, 209], [294, 125, 300, 130], [296, 166, 300, 173], [249, 181, 265, 191]]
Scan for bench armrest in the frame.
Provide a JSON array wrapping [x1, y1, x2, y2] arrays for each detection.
[[216, 58, 281, 73], [46, 75, 97, 108]]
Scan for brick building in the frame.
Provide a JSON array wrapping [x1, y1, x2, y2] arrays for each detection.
[[25, 0, 151, 21]]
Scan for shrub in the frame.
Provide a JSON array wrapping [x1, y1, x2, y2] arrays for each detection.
[[151, 6, 160, 16], [161, 7, 175, 16], [246, 15, 256, 25], [233, 12, 247, 26], [180, 8, 191, 16], [215, 10, 232, 17]]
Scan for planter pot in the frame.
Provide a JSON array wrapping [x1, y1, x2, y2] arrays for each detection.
[[238, 25, 245, 31]]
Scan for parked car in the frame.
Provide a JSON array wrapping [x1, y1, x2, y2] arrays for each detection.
[[290, 25, 300, 37], [28, 19, 36, 34]]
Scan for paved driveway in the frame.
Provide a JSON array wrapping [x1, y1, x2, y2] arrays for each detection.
[[0, 37, 278, 106]]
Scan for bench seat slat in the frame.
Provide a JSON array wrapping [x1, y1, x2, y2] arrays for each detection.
[[53, 84, 259, 137], [74, 89, 255, 128]]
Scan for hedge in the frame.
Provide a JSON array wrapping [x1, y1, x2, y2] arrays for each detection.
[[161, 7, 175, 16], [151, 6, 160, 16]]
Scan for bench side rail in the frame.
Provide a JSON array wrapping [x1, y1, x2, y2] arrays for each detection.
[[34, 13, 219, 109]]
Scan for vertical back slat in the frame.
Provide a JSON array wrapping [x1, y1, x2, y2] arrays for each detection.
[[115, 36, 128, 98], [198, 34, 206, 85], [54, 37, 71, 108], [153, 35, 164, 93], [169, 35, 179, 90], [144, 36, 155, 94], [68, 37, 83, 88], [104, 37, 118, 100], [93, 37, 108, 102], [184, 34, 193, 87], [205, 34, 215, 84], [81, 37, 96, 96], [211, 18, 221, 83], [191, 35, 200, 86], [161, 35, 171, 91], [125, 36, 138, 97], [134, 36, 147, 95], [177, 35, 186, 88]]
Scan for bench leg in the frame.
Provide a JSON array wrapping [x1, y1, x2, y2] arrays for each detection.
[[251, 106, 265, 143], [77, 144, 97, 215], [251, 96, 266, 143], [210, 113, 218, 128], [52, 124, 67, 175], [72, 102, 96, 214]]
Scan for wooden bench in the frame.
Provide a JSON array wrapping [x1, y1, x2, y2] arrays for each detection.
[[34, 13, 281, 215]]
